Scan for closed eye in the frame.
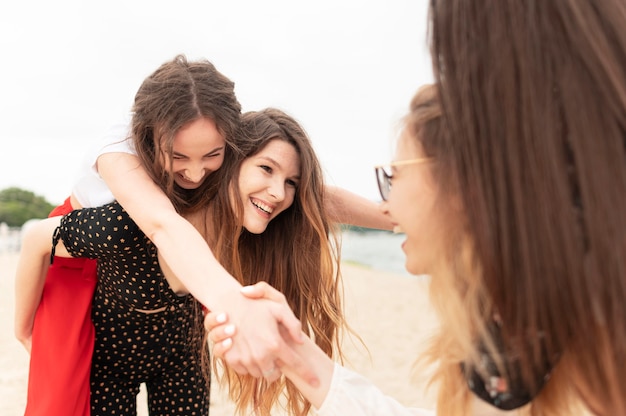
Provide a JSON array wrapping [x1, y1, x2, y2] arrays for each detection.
[[205, 150, 222, 158], [170, 146, 224, 160]]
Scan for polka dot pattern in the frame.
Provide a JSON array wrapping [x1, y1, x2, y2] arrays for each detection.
[[60, 202, 209, 415]]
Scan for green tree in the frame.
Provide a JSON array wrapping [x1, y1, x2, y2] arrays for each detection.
[[0, 187, 55, 227]]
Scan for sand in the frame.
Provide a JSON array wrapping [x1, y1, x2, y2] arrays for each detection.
[[1, 250, 440, 415]]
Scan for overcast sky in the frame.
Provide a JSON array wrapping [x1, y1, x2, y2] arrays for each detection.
[[0, 0, 433, 205]]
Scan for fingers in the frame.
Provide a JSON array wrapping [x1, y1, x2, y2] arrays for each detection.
[[209, 325, 235, 346], [221, 323, 281, 379], [205, 312, 235, 342], [220, 352, 251, 377], [248, 283, 304, 344], [264, 298, 303, 345], [205, 311, 235, 358], [212, 338, 232, 361], [208, 323, 235, 359], [204, 311, 227, 331], [204, 289, 307, 381], [239, 283, 304, 344], [241, 281, 287, 303], [221, 325, 285, 380], [261, 365, 283, 383], [275, 306, 304, 344], [207, 315, 287, 384], [239, 283, 265, 299], [208, 320, 312, 385]]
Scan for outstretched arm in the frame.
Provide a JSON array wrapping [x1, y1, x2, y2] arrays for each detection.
[[97, 152, 244, 310], [206, 282, 434, 415], [207, 282, 335, 407], [325, 185, 392, 230], [96, 152, 315, 383]]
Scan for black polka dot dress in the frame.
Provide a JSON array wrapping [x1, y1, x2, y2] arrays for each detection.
[[57, 202, 209, 416]]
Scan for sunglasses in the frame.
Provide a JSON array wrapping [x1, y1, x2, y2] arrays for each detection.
[[461, 321, 558, 410], [374, 158, 432, 201]]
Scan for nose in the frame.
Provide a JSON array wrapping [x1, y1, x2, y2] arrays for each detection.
[[184, 165, 206, 183], [268, 178, 285, 201]]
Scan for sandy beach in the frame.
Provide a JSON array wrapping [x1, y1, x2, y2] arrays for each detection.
[[1, 250, 440, 415]]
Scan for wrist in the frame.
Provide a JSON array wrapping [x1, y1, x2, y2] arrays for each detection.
[[205, 281, 245, 313]]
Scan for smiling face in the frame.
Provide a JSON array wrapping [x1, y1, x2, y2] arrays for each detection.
[[164, 117, 226, 189], [237, 139, 301, 234], [380, 130, 446, 275]]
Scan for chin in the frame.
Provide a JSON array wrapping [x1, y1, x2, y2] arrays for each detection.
[[403, 259, 423, 276], [175, 181, 201, 190], [244, 222, 269, 235]]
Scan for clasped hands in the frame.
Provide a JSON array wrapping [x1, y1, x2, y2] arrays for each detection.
[[206, 282, 318, 386]]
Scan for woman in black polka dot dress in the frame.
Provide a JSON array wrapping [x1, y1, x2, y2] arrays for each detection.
[[52, 108, 345, 416], [56, 202, 208, 415]]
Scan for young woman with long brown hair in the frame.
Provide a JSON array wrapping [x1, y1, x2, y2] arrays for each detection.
[[18, 107, 346, 415]]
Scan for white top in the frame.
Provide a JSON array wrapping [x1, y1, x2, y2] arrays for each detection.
[[315, 363, 435, 416], [72, 121, 134, 207]]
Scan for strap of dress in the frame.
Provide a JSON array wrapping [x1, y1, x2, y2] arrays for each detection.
[[50, 226, 61, 264]]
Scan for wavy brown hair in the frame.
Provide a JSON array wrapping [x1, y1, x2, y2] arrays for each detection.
[[428, 1, 626, 415], [131, 54, 242, 214], [200, 108, 344, 415]]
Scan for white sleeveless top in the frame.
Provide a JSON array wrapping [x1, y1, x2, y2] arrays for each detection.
[[72, 119, 134, 207]]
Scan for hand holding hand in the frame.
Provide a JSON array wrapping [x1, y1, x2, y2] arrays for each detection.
[[210, 282, 319, 386]]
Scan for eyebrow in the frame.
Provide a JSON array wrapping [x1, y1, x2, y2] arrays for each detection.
[[172, 146, 224, 158]]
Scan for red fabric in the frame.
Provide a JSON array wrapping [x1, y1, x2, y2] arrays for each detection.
[[24, 197, 97, 416], [47, 197, 74, 217]]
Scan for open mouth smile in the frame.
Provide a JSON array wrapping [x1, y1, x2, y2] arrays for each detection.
[[251, 198, 274, 215]]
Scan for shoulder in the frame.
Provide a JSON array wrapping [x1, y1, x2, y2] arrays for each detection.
[[67, 202, 140, 234]]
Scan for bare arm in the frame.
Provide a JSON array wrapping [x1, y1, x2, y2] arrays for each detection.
[[97, 152, 242, 308], [207, 283, 435, 415], [278, 332, 335, 408], [97, 152, 315, 383], [206, 283, 335, 407], [14, 217, 68, 351], [325, 185, 392, 230]]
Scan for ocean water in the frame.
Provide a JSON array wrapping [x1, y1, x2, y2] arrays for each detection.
[[339, 230, 411, 276]]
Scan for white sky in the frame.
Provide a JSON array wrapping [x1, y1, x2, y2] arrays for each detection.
[[0, 0, 433, 205]]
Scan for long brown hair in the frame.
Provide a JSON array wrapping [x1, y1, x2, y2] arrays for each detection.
[[205, 108, 344, 415], [429, 1, 626, 414], [131, 54, 242, 214]]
